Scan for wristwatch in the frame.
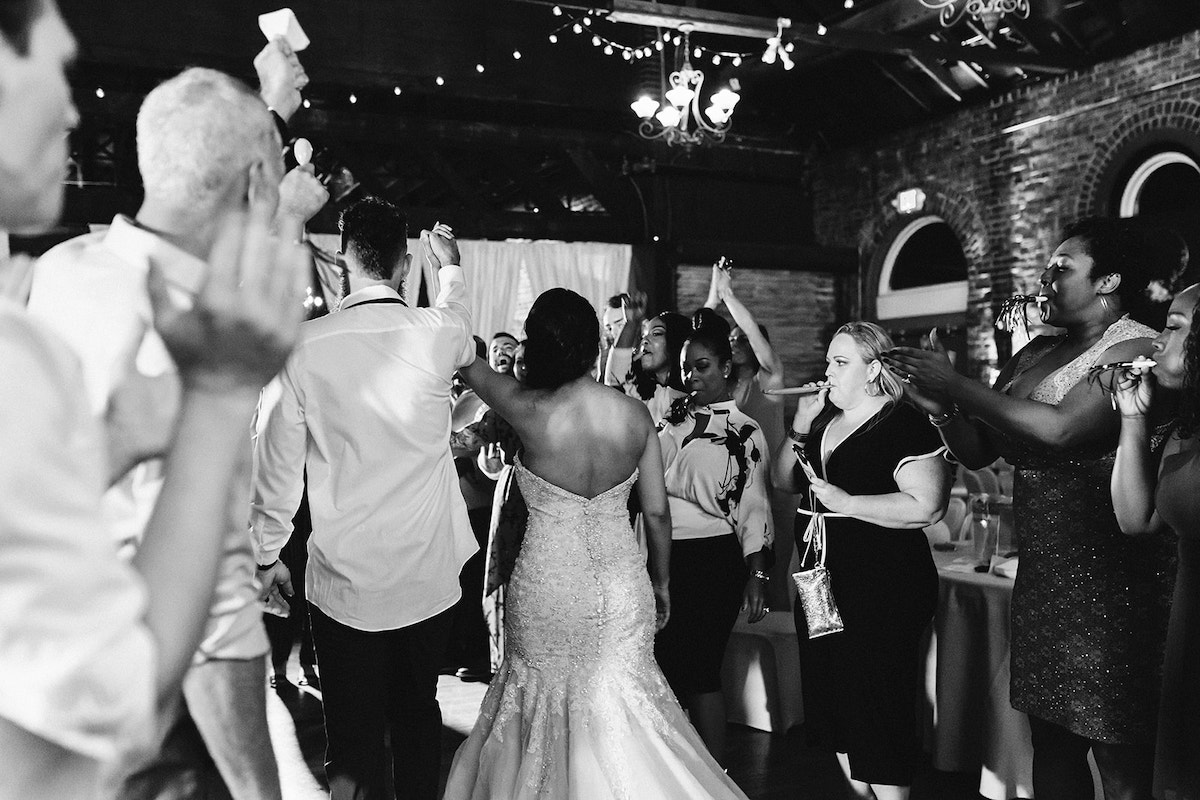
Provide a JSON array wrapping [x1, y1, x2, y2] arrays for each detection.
[[256, 561, 279, 572]]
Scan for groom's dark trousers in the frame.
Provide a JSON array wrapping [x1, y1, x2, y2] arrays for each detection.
[[309, 604, 454, 800]]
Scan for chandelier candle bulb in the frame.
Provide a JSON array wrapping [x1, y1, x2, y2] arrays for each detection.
[[631, 95, 659, 119], [656, 106, 682, 127]]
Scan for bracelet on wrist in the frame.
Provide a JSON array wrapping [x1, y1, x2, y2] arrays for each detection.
[[787, 427, 809, 442], [752, 569, 771, 582], [256, 561, 278, 572], [928, 405, 960, 428]]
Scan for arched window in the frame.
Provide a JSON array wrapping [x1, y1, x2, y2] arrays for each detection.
[[1115, 149, 1200, 282], [876, 216, 968, 326]]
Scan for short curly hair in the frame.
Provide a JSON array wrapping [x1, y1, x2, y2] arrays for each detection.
[[522, 288, 600, 390], [339, 197, 408, 281], [1062, 217, 1180, 327]]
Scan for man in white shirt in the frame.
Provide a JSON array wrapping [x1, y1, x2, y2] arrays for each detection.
[[0, 4, 309, 797], [26, 56, 325, 800], [253, 198, 477, 800]]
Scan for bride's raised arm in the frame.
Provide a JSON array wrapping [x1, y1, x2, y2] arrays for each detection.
[[459, 348, 531, 430]]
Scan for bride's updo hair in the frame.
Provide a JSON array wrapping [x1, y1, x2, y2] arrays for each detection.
[[522, 288, 600, 390]]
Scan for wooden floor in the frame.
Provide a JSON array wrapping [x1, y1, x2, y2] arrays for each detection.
[[266, 661, 987, 800]]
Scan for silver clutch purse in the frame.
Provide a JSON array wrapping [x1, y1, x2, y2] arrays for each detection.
[[792, 564, 844, 638], [793, 496, 844, 639]]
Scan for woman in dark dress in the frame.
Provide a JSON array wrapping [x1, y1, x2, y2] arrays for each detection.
[[654, 312, 773, 764], [885, 218, 1177, 799], [773, 321, 951, 800], [1111, 283, 1200, 800]]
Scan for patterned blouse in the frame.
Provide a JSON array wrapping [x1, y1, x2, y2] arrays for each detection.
[[657, 398, 774, 557]]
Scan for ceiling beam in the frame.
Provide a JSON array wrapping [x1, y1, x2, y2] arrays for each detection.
[[605, 0, 786, 38], [873, 61, 932, 112], [907, 54, 964, 102], [789, 23, 1080, 74]]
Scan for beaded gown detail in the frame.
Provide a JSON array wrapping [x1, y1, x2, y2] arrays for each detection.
[[996, 316, 1175, 744], [443, 459, 749, 800]]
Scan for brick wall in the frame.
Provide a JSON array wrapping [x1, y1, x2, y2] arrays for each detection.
[[675, 265, 839, 385], [810, 30, 1200, 379]]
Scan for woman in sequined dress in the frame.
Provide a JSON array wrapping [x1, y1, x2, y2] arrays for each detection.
[[653, 310, 774, 764], [885, 218, 1177, 799], [443, 289, 750, 800], [1111, 283, 1200, 800]]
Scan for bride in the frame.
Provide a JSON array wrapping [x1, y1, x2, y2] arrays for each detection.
[[443, 288, 749, 800]]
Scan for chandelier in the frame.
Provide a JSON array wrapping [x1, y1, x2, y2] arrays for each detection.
[[917, 0, 1030, 35], [629, 26, 740, 148]]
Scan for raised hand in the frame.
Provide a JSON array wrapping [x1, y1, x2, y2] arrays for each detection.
[[622, 290, 647, 324], [255, 37, 308, 122], [276, 163, 329, 227], [149, 199, 308, 395], [421, 222, 459, 272], [713, 263, 734, 301]]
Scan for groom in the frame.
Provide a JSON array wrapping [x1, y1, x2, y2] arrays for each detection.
[[252, 197, 478, 800]]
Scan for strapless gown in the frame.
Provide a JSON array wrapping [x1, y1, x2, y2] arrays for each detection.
[[443, 460, 749, 800]]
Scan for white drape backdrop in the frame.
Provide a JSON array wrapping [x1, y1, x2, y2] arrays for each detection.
[[419, 239, 632, 340], [309, 236, 631, 339]]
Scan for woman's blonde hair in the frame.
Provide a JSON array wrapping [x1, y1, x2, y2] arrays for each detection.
[[832, 321, 904, 404]]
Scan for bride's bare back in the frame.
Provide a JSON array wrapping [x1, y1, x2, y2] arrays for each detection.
[[515, 377, 654, 498]]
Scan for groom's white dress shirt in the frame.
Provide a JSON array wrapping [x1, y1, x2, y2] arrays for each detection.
[[251, 267, 479, 632]]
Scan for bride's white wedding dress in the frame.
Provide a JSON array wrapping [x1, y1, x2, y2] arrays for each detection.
[[443, 459, 750, 800]]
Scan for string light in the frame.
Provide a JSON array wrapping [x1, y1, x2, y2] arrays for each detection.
[[393, 86, 402, 95], [95, 87, 105, 99], [536, 10, 756, 71], [512, 50, 522, 59], [435, 76, 445, 86], [302, 98, 311, 108], [349, 93, 357, 104], [552, 4, 562, 14]]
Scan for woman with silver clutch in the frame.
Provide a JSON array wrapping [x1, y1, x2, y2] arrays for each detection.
[[772, 321, 950, 800]]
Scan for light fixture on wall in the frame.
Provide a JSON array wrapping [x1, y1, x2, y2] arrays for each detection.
[[629, 25, 740, 148], [917, 0, 1030, 35]]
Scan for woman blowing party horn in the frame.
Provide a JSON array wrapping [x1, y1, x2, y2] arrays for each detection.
[[882, 217, 1178, 800]]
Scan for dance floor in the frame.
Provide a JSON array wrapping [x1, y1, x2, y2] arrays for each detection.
[[266, 651, 987, 800]]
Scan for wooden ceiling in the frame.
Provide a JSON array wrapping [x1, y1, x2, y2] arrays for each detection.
[[54, 0, 1200, 261]]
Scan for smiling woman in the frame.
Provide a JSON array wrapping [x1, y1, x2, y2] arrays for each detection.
[[653, 308, 775, 765]]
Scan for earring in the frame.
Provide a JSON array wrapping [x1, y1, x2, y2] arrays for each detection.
[[1099, 293, 1113, 315]]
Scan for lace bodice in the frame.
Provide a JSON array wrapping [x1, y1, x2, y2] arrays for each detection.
[[505, 459, 649, 672]]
